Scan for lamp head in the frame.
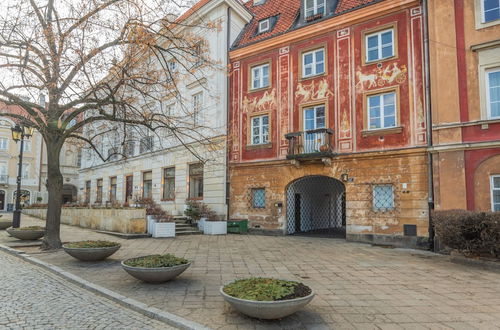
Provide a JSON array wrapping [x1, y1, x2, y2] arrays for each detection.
[[10, 124, 23, 142]]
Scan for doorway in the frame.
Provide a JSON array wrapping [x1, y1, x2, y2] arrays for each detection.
[[286, 176, 346, 238]]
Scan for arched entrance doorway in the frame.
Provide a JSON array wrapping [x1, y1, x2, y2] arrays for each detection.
[[62, 184, 77, 204], [286, 176, 346, 237]]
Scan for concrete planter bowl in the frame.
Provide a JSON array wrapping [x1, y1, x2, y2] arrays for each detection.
[[0, 220, 13, 230], [6, 227, 45, 240], [220, 281, 315, 320], [62, 244, 121, 261], [121, 260, 191, 283]]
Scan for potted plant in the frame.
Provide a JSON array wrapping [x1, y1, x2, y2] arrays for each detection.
[[121, 254, 191, 283], [220, 278, 315, 320], [7, 226, 45, 240], [202, 204, 226, 235], [62, 240, 121, 261], [184, 200, 202, 229], [0, 215, 12, 230]]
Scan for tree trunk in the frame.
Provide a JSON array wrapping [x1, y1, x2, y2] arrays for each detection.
[[41, 141, 63, 250]]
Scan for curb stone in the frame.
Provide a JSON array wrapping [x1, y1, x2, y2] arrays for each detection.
[[396, 247, 500, 272], [0, 244, 212, 330]]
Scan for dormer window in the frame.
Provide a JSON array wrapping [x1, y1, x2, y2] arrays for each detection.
[[259, 19, 270, 33], [305, 0, 325, 19]]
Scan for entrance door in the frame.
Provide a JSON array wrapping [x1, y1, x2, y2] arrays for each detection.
[[294, 194, 301, 232], [125, 175, 133, 202], [0, 190, 4, 210]]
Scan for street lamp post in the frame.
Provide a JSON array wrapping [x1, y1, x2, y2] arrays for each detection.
[[11, 124, 34, 228]]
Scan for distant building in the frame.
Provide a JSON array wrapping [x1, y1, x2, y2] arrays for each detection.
[[0, 102, 81, 209], [79, 0, 252, 217]]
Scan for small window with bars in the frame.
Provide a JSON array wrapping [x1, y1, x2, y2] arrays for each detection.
[[251, 188, 266, 209], [372, 185, 394, 211]]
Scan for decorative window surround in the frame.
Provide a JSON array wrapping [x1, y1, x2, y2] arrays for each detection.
[[302, 48, 325, 78], [250, 63, 270, 90]]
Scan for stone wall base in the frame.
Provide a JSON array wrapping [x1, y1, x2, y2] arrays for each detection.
[[347, 233, 429, 250]]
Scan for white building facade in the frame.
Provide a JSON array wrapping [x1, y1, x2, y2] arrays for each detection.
[[79, 0, 251, 218]]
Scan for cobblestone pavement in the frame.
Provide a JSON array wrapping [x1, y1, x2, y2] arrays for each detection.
[[0, 249, 175, 329], [2, 215, 500, 329]]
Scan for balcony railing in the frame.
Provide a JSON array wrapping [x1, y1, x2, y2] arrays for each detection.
[[0, 175, 8, 184], [285, 128, 335, 159]]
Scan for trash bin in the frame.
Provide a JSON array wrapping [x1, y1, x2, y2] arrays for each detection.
[[227, 219, 248, 234]]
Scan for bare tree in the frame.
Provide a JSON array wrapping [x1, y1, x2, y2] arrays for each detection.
[[0, 0, 221, 250]]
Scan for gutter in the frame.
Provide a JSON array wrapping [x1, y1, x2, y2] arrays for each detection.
[[422, 0, 435, 251], [226, 5, 232, 221]]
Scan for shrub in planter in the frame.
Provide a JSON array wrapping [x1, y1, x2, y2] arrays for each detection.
[[6, 226, 45, 240], [202, 205, 226, 235], [184, 200, 202, 223], [62, 240, 121, 261], [121, 254, 191, 283], [221, 278, 314, 319], [432, 210, 500, 258]]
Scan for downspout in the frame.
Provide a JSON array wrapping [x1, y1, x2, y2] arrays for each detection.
[[422, 0, 435, 251], [225, 5, 232, 221]]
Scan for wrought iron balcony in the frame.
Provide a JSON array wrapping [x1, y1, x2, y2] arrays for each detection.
[[0, 175, 9, 184], [285, 128, 335, 160]]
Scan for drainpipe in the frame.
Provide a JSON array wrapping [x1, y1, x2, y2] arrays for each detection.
[[225, 6, 232, 221], [422, 0, 435, 251]]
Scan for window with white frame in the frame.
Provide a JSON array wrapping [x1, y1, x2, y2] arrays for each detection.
[[21, 163, 30, 179], [251, 63, 270, 90], [0, 137, 8, 150], [22, 140, 31, 152], [483, 0, 500, 23], [192, 92, 203, 125], [368, 91, 397, 130], [0, 162, 7, 181], [304, 0, 325, 18], [251, 115, 269, 145], [304, 105, 326, 131], [491, 175, 500, 211], [302, 48, 325, 78], [487, 68, 500, 118], [259, 19, 270, 33], [366, 28, 394, 63], [373, 185, 395, 211]]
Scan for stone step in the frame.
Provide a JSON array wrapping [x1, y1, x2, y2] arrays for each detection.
[[176, 224, 196, 230], [176, 230, 203, 236]]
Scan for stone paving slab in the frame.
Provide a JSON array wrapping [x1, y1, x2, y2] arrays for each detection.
[[0, 247, 175, 329], [2, 214, 500, 329]]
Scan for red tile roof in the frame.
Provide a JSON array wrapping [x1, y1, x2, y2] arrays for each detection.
[[335, 0, 380, 14], [236, 0, 301, 47], [233, 0, 381, 48]]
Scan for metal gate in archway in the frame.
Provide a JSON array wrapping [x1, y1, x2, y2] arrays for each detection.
[[286, 176, 346, 238]]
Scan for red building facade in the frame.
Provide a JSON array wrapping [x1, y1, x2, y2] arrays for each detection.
[[229, 0, 429, 248], [428, 0, 500, 213]]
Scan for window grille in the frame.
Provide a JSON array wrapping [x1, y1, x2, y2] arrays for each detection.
[[373, 185, 395, 211], [252, 188, 266, 208]]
